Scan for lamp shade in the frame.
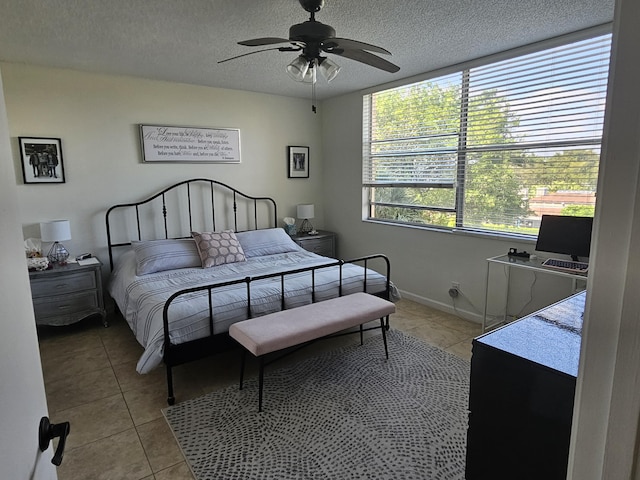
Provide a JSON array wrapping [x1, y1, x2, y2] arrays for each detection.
[[319, 57, 341, 82], [40, 220, 71, 242], [286, 56, 310, 82], [300, 64, 316, 84], [297, 204, 315, 219]]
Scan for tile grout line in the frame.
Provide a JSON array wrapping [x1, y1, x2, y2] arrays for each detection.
[[99, 325, 188, 477], [103, 322, 156, 479]]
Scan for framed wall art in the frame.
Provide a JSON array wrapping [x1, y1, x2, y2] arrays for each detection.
[[19, 137, 65, 184], [139, 124, 241, 163], [288, 146, 309, 178]]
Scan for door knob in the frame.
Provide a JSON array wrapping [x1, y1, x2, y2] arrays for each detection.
[[38, 416, 71, 466]]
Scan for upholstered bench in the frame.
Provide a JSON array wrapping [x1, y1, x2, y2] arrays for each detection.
[[229, 292, 396, 411]]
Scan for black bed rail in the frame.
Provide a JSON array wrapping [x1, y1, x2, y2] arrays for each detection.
[[161, 254, 391, 354], [160, 254, 391, 404], [345, 254, 392, 300], [105, 178, 277, 270]]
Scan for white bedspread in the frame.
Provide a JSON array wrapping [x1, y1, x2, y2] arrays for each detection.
[[108, 250, 399, 373]]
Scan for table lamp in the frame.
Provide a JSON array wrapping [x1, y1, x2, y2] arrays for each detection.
[[297, 204, 316, 234], [40, 220, 71, 264]]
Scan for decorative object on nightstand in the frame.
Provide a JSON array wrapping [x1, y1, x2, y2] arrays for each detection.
[[24, 237, 49, 271], [40, 220, 71, 265], [297, 204, 316, 234], [283, 217, 297, 236]]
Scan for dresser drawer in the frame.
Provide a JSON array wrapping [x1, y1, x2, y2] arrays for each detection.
[[30, 271, 96, 298], [32, 290, 99, 320], [301, 238, 333, 256], [292, 231, 336, 258]]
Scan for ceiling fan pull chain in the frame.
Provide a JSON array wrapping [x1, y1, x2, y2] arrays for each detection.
[[312, 83, 316, 113]]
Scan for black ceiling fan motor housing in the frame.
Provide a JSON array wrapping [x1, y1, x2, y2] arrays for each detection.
[[289, 21, 336, 43]]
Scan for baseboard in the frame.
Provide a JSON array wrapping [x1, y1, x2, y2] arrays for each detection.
[[397, 289, 483, 324]]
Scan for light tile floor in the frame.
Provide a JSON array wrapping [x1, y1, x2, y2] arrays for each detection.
[[37, 298, 481, 480]]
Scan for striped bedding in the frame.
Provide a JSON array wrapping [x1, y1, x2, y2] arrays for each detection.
[[109, 249, 399, 373]]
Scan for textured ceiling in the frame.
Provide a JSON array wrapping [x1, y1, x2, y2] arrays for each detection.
[[0, 0, 614, 101]]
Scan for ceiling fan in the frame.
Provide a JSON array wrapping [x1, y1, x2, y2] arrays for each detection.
[[219, 0, 400, 111]]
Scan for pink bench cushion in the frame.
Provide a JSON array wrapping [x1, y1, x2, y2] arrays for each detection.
[[229, 292, 395, 356]]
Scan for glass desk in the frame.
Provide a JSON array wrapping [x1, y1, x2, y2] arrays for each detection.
[[482, 254, 588, 332]]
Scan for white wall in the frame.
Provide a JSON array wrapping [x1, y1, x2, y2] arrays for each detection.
[[0, 68, 57, 479], [1, 63, 325, 270]]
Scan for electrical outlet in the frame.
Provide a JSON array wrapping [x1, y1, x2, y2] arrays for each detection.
[[448, 283, 460, 298]]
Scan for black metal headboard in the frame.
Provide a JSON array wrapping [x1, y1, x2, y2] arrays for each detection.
[[105, 178, 277, 270]]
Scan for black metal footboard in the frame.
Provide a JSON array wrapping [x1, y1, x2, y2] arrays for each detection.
[[162, 254, 391, 405]]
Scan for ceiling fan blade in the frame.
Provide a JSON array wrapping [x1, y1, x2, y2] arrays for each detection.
[[332, 49, 400, 73], [322, 37, 391, 55], [238, 37, 292, 47], [218, 46, 301, 64]]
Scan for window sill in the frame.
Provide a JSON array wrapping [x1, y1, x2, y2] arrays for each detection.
[[362, 218, 537, 246]]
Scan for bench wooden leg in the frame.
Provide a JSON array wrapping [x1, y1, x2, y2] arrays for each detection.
[[359, 324, 364, 345], [239, 349, 246, 390], [258, 356, 265, 413], [380, 316, 389, 359]]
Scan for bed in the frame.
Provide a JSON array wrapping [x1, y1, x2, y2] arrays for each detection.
[[106, 178, 398, 404]]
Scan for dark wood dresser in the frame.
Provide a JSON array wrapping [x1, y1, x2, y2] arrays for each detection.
[[466, 291, 585, 480]]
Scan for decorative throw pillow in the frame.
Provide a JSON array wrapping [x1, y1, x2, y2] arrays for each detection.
[[191, 230, 246, 268]]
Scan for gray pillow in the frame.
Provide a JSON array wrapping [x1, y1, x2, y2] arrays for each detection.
[[132, 238, 201, 275], [235, 228, 302, 258]]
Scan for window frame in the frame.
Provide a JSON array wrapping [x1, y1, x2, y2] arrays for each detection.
[[362, 25, 612, 240]]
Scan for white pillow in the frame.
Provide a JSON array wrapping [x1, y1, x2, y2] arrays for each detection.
[[235, 228, 302, 258], [132, 239, 201, 275], [191, 230, 246, 268]]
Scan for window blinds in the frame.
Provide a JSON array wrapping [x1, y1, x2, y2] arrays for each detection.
[[363, 32, 611, 234], [363, 72, 463, 186]]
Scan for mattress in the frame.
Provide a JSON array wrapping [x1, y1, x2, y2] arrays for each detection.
[[109, 249, 398, 373]]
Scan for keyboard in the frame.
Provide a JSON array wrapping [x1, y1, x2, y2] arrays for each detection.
[[542, 258, 589, 274]]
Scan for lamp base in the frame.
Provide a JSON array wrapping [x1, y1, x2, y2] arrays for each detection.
[[299, 218, 314, 234], [47, 242, 70, 265]]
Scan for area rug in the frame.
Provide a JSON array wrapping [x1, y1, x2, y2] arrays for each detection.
[[164, 329, 470, 480]]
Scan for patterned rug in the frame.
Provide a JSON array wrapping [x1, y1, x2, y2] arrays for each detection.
[[164, 329, 470, 480]]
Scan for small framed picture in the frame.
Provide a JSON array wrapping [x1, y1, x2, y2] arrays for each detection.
[[19, 137, 65, 184], [288, 146, 309, 178]]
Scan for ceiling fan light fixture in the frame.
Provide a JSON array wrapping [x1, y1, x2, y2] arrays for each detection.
[[222, 0, 399, 111], [300, 63, 316, 84], [286, 56, 310, 82], [318, 57, 340, 82]]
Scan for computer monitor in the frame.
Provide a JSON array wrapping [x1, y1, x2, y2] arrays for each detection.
[[535, 215, 593, 261]]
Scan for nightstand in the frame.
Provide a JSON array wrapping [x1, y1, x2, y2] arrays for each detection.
[[29, 260, 107, 327], [291, 230, 336, 257]]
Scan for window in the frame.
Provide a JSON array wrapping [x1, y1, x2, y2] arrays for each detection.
[[363, 33, 611, 236]]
